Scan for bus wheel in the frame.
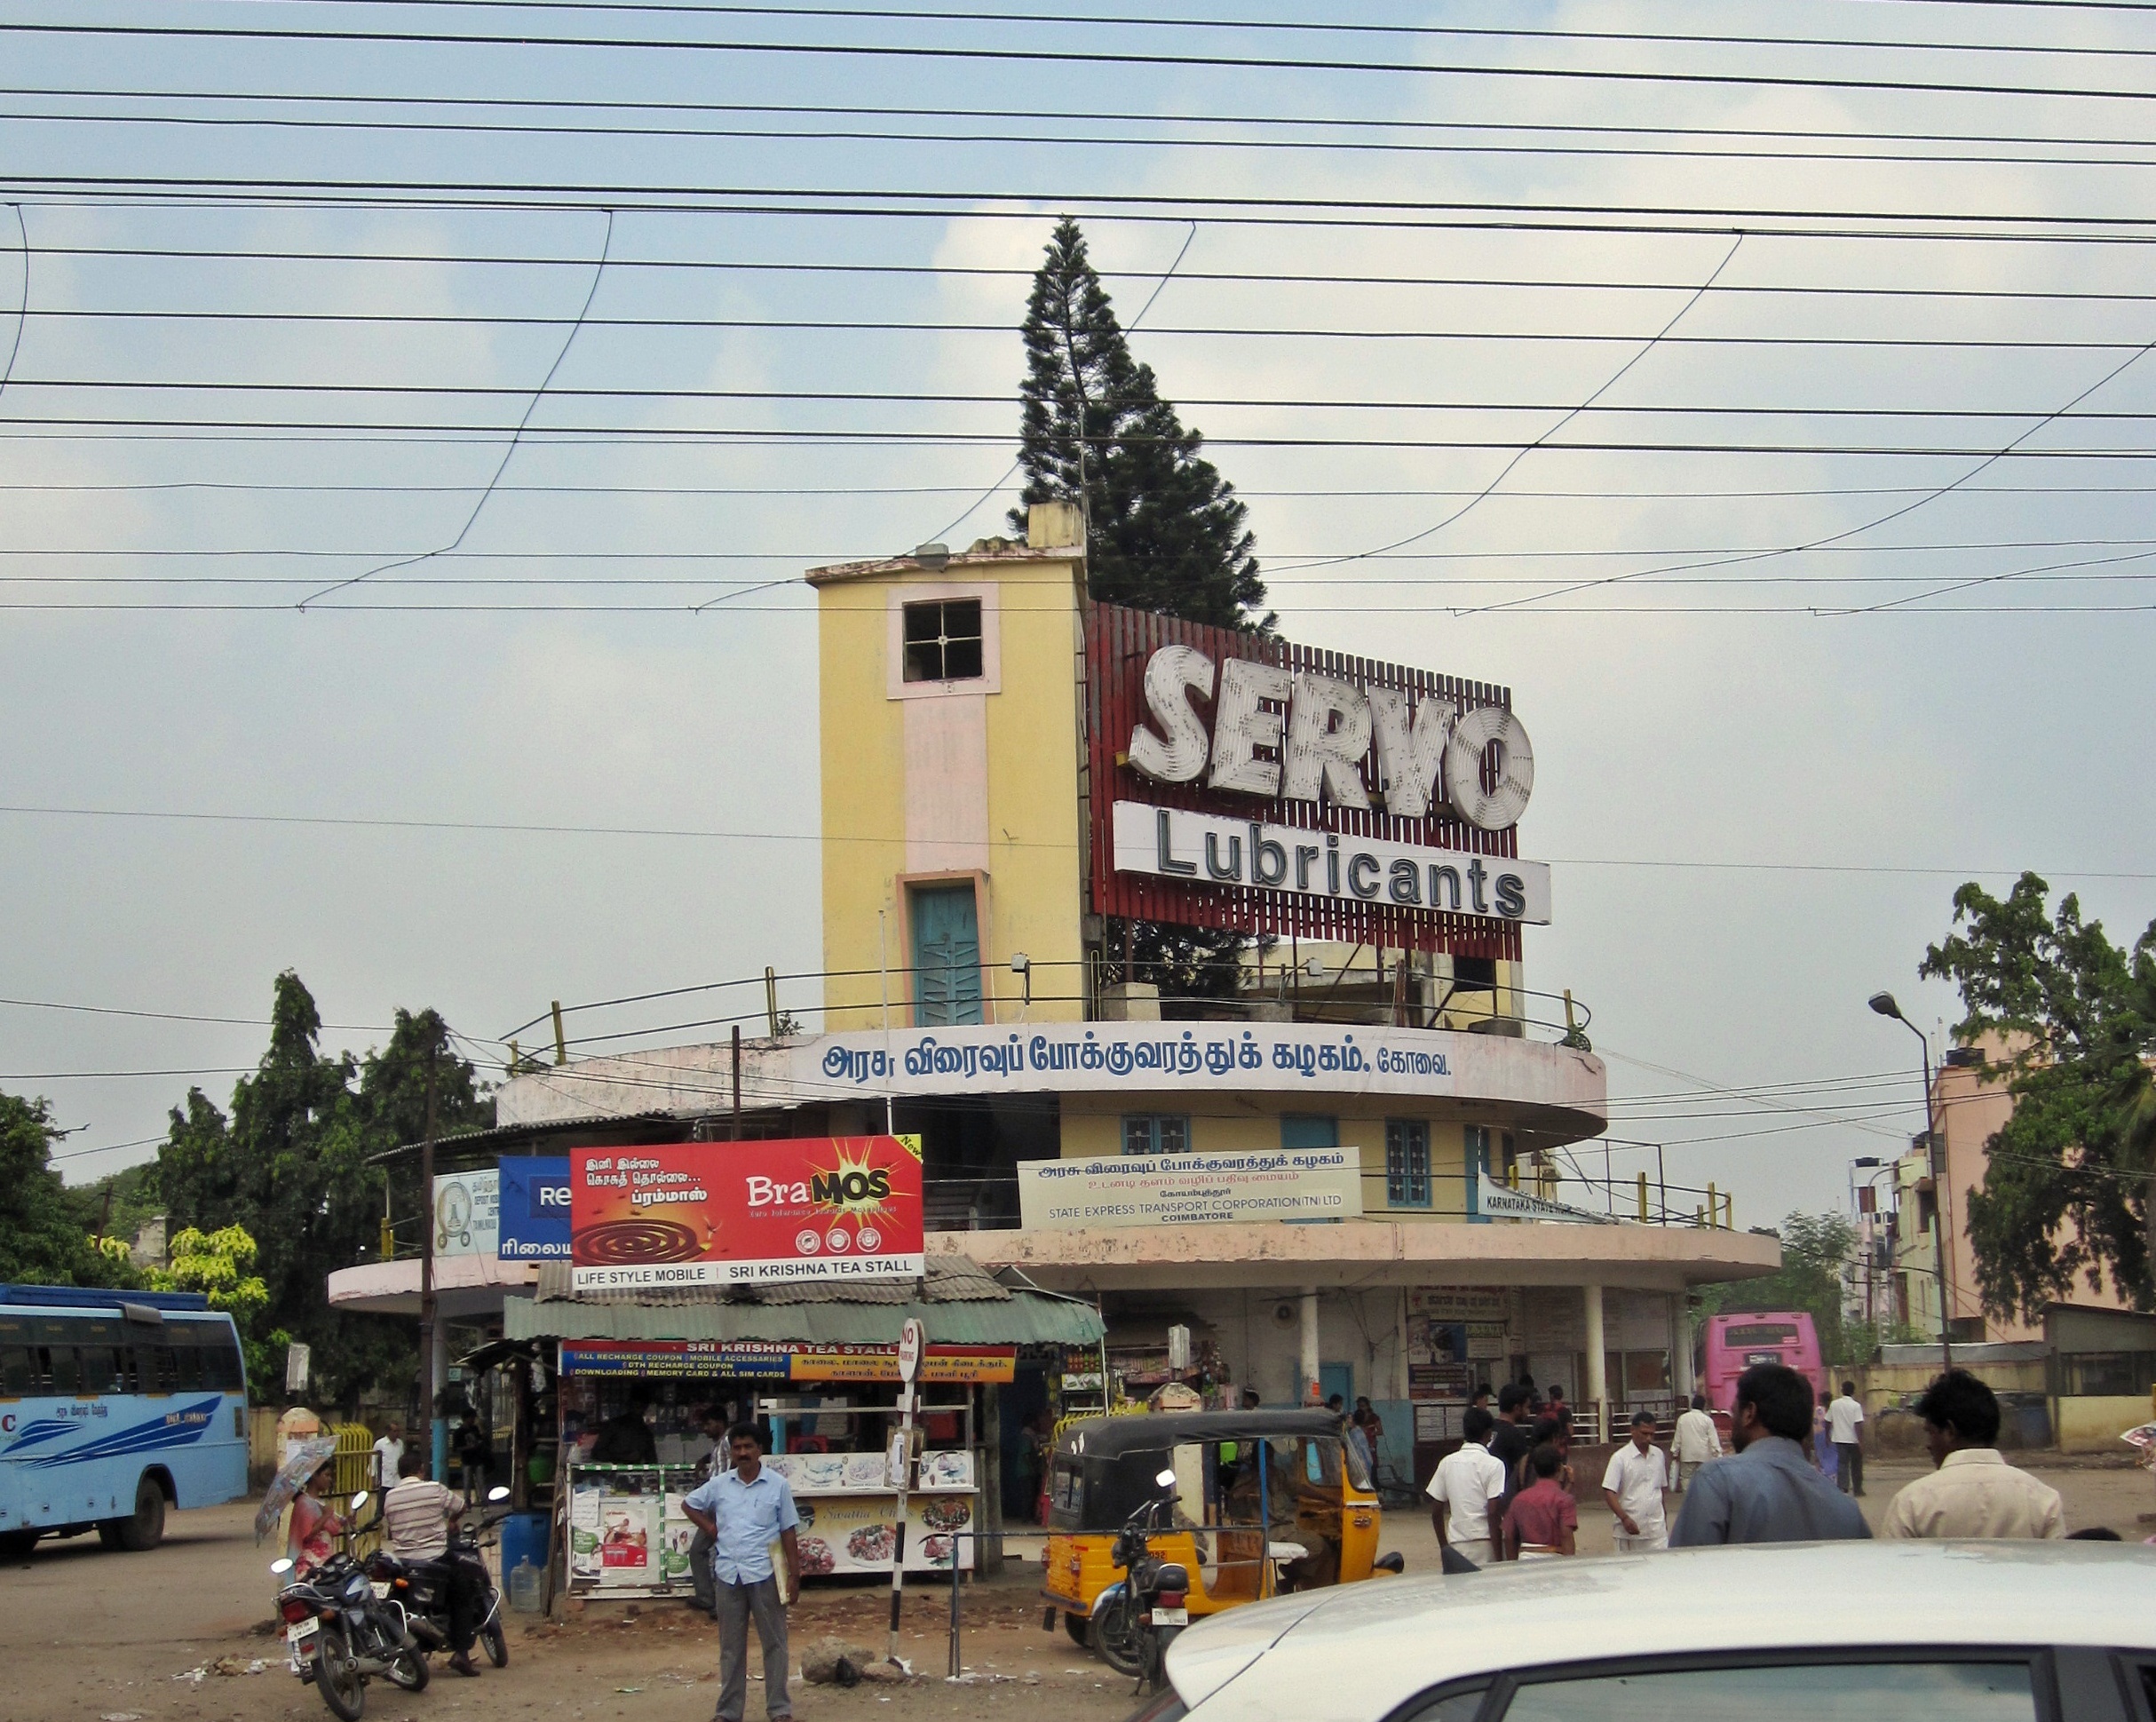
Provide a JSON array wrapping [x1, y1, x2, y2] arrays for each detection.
[[0, 1530, 36, 1562], [113, 1478, 166, 1551]]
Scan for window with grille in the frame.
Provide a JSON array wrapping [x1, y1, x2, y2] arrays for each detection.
[[1386, 1119, 1431, 1207], [1123, 1115, 1191, 1156], [901, 598, 984, 683]]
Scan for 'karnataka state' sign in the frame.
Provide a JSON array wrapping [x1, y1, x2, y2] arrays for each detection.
[[1017, 1147, 1364, 1229], [569, 1137, 926, 1290]]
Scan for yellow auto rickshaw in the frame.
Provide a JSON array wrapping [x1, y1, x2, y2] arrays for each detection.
[[1040, 1409, 1402, 1671]]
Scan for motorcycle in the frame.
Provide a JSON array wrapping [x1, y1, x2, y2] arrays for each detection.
[[272, 1491, 430, 1721], [1094, 1468, 1193, 1694], [362, 1485, 512, 1669]]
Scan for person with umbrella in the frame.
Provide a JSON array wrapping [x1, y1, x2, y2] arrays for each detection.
[[256, 1435, 342, 1570], [287, 1460, 349, 1575]]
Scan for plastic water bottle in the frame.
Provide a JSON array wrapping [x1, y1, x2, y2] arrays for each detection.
[[509, 1559, 544, 1614]]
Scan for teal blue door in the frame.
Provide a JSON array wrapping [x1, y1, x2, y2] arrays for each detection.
[[910, 885, 984, 1026]]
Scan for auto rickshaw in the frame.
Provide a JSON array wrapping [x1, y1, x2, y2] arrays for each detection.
[[1040, 1409, 1403, 1670]]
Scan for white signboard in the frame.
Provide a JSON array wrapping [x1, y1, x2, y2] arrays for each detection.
[[1018, 1148, 1365, 1230], [805, 1020, 1474, 1100], [1476, 1171, 1616, 1226], [1114, 801, 1551, 924], [432, 1169, 502, 1258]]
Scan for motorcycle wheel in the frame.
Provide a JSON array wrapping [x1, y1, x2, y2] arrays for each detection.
[[384, 1647, 430, 1693], [312, 1623, 367, 1722], [1093, 1596, 1145, 1678], [480, 1618, 508, 1669]]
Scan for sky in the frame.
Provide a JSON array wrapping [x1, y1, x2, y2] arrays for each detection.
[[2, 1, 2152, 1256]]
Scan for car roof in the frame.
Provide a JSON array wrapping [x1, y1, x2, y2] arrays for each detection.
[[1169, 1543, 2156, 1722], [1054, 1409, 1342, 1458]]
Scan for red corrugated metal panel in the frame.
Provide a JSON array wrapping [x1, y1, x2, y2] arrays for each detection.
[[1084, 602, 1523, 960]]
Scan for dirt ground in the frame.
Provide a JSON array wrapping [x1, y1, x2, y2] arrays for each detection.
[[10, 1459, 2155, 1722]]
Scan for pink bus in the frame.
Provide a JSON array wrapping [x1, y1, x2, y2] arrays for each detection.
[[1696, 1311, 1827, 1413]]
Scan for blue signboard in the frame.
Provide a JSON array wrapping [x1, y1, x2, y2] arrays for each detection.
[[497, 1156, 571, 1260]]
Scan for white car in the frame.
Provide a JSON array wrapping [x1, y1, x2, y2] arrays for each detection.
[[1149, 1542, 2156, 1722]]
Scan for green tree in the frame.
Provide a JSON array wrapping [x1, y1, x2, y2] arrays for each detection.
[[153, 975, 493, 1408], [144, 1223, 282, 1385], [1011, 218, 1274, 1000], [1919, 871, 2156, 1319], [0, 1092, 137, 1289], [1010, 217, 1272, 631], [1697, 1211, 1859, 1366]]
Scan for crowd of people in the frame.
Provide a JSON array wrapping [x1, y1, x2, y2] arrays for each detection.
[[1427, 1362, 2073, 1566]]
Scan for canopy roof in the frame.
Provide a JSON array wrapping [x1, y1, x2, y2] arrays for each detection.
[[504, 1257, 1104, 1348], [1055, 1409, 1343, 1460]]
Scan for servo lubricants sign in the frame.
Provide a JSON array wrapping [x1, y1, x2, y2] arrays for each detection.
[[1017, 1147, 1365, 1229], [1086, 602, 1545, 956], [568, 1137, 925, 1290]]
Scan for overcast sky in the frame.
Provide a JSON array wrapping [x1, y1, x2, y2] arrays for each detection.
[[4, 2, 2152, 1260]]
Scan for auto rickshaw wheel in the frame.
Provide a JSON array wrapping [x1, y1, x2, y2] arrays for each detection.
[[1062, 1613, 1091, 1651], [1094, 1595, 1145, 1678]]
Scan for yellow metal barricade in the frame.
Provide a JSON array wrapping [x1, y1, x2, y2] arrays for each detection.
[[330, 1423, 379, 1556]]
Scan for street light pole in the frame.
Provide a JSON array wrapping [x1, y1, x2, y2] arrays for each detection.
[[1869, 992, 1952, 1370]]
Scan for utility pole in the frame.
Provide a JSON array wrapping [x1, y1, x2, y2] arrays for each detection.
[[419, 1030, 444, 1480]]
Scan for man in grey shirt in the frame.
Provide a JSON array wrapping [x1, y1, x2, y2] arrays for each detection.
[[1669, 1363, 1871, 1547]]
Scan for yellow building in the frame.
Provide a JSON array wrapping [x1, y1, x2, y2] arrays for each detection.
[[494, 502, 1777, 1473]]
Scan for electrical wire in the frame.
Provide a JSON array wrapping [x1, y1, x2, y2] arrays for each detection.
[[20, 18, 2156, 107]]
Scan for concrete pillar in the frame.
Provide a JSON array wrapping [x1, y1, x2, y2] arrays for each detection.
[[1672, 1295, 1695, 1401], [1582, 1284, 1607, 1445], [1299, 1287, 1320, 1404]]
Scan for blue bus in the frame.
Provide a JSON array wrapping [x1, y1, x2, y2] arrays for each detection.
[[0, 1284, 249, 1558]]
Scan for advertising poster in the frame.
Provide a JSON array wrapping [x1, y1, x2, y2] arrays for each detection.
[[558, 1338, 1014, 1384], [1017, 1147, 1363, 1229], [570, 1137, 925, 1290], [498, 1156, 571, 1260], [792, 1494, 975, 1576], [432, 1169, 500, 1258], [1407, 1289, 1510, 1402]]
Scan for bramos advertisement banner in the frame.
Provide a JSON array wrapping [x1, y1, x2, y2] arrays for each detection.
[[568, 1137, 925, 1290]]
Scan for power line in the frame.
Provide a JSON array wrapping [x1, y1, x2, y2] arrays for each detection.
[[240, 0, 2156, 68], [39, 306, 2156, 354], [0, 995, 392, 1031], [0, 802, 2147, 877], [20, 18, 2156, 107], [30, 242, 2156, 303], [14, 180, 2156, 241]]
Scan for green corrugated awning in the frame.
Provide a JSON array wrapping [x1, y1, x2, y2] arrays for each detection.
[[503, 1257, 1103, 1349]]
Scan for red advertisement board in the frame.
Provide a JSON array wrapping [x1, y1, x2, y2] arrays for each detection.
[[569, 1137, 925, 1290]]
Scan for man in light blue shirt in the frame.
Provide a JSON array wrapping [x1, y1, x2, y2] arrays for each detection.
[[1669, 1364, 1870, 1548], [682, 1424, 802, 1722]]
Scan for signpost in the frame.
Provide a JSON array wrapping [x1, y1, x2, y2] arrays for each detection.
[[887, 1315, 923, 1666]]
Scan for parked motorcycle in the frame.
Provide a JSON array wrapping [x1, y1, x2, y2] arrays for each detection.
[[272, 1490, 430, 1721], [362, 1485, 512, 1669], [1095, 1468, 1193, 1693]]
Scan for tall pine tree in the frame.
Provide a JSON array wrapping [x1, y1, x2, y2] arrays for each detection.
[[1011, 218, 1272, 632], [1011, 218, 1272, 999]]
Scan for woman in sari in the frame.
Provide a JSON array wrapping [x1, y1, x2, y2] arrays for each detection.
[[287, 1462, 346, 1575], [1812, 1390, 1840, 1488]]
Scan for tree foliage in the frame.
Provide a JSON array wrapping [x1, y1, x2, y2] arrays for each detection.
[[1697, 1211, 1860, 1366], [151, 974, 493, 1409], [0, 1093, 138, 1289], [1011, 216, 1272, 631], [1920, 871, 2156, 1319]]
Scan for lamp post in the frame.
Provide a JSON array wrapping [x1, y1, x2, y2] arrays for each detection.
[[1869, 992, 1952, 1369]]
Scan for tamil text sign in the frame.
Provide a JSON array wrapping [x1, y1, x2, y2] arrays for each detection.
[[432, 1169, 500, 1258], [498, 1156, 571, 1260], [1017, 1147, 1364, 1229], [569, 1137, 925, 1290], [558, 1339, 1013, 1383]]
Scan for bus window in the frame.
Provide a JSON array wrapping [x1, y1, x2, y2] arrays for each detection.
[[0, 1345, 32, 1396], [203, 1337, 242, 1393], [40, 1345, 81, 1394], [78, 1344, 119, 1393], [173, 1345, 203, 1392]]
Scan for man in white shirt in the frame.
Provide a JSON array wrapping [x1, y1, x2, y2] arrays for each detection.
[[1671, 1395, 1720, 1492], [1880, 1369, 2065, 1541], [1602, 1410, 1671, 1551], [371, 1424, 406, 1490], [1427, 1406, 1507, 1569], [1827, 1381, 1867, 1496]]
